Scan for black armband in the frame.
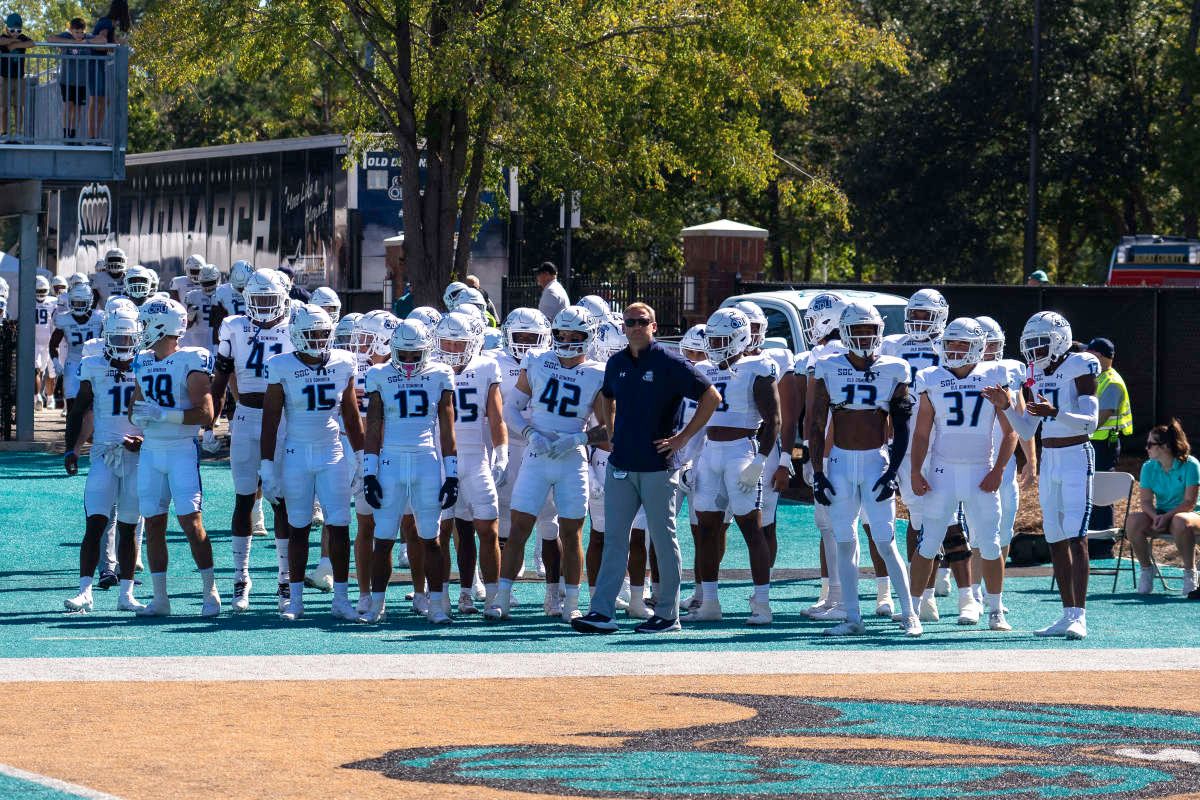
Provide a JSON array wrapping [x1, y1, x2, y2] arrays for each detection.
[[214, 353, 235, 375], [889, 394, 915, 421]]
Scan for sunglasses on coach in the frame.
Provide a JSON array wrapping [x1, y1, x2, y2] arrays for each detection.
[[623, 318, 652, 328]]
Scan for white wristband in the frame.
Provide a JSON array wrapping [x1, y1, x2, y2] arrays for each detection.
[[363, 453, 380, 477], [443, 455, 457, 478]]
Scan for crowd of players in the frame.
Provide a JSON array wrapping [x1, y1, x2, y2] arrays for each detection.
[[41, 251, 1101, 639]]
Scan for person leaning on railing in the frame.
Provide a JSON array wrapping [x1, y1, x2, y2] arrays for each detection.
[[1126, 418, 1200, 598], [0, 14, 34, 141], [47, 19, 93, 142], [86, 0, 130, 140]]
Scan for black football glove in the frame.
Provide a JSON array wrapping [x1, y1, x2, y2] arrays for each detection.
[[872, 469, 898, 502], [439, 476, 459, 510], [363, 475, 384, 509], [812, 471, 836, 506]]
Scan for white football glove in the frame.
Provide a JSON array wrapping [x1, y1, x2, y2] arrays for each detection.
[[129, 400, 163, 428], [97, 442, 124, 471], [737, 453, 767, 493], [200, 428, 221, 453], [259, 459, 281, 503], [547, 431, 587, 459], [527, 430, 556, 457], [491, 445, 509, 488]]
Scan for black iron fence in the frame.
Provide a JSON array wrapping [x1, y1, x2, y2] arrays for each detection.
[[501, 272, 686, 335]]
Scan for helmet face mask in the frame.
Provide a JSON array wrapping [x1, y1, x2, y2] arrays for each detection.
[[184, 254, 205, 280], [197, 264, 221, 294], [433, 312, 483, 368], [290, 305, 334, 358], [354, 310, 400, 360], [390, 319, 433, 377], [680, 323, 708, 363], [550, 306, 596, 358], [704, 308, 751, 365], [244, 272, 286, 324], [939, 318, 986, 369], [839, 302, 884, 358], [68, 284, 92, 315], [904, 289, 949, 340], [503, 308, 551, 359], [105, 248, 127, 278], [103, 314, 142, 362], [34, 276, 49, 301], [310, 287, 341, 323], [803, 292, 846, 347], [443, 281, 468, 311], [333, 312, 361, 350], [1020, 311, 1071, 371]]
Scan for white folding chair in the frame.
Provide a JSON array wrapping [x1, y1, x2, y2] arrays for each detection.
[[1049, 471, 1135, 592]]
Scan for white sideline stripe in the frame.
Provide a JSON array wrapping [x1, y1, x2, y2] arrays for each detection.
[[0, 649, 1197, 683], [0, 763, 123, 800]]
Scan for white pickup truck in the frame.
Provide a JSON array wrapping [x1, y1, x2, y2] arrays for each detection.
[[719, 288, 910, 352]]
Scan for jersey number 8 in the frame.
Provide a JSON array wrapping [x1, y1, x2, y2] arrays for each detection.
[[140, 374, 175, 407]]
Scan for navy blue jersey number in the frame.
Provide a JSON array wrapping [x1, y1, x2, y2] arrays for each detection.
[[394, 388, 430, 418], [302, 382, 338, 411], [713, 381, 729, 413], [944, 390, 984, 427], [455, 387, 479, 422], [140, 373, 176, 407], [108, 383, 135, 416], [246, 340, 284, 378], [841, 383, 878, 407], [538, 377, 582, 416]]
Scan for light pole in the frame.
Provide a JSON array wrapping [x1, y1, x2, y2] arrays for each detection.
[[1023, 0, 1042, 277]]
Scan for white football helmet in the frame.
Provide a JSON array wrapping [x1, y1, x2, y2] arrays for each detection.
[[123, 266, 153, 300], [244, 270, 287, 324], [34, 275, 49, 301], [680, 324, 708, 361], [443, 281, 469, 311], [105, 248, 127, 277], [502, 307, 551, 359], [104, 295, 136, 316], [456, 303, 484, 324], [52, 276, 67, 294], [939, 317, 986, 368], [839, 301, 884, 358], [333, 312, 362, 350], [455, 287, 487, 316], [184, 254, 205, 280], [1020, 311, 1072, 371], [975, 315, 1005, 360], [551, 305, 597, 358], [391, 318, 433, 377], [310, 287, 341, 323], [704, 308, 751, 365], [904, 288, 949, 340], [591, 320, 627, 361], [68, 272, 90, 288], [67, 283, 92, 315], [408, 306, 443, 328], [275, 267, 295, 293], [734, 300, 768, 350], [802, 292, 846, 347], [197, 264, 221, 294], [433, 311, 484, 368], [102, 311, 142, 362], [229, 260, 255, 292], [290, 304, 335, 358], [577, 295, 611, 324], [145, 267, 160, 294], [139, 298, 188, 346], [353, 310, 400, 359]]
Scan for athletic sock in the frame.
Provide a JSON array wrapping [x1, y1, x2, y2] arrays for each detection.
[[318, 556, 332, 571], [151, 571, 168, 603], [497, 578, 513, 600], [333, 582, 348, 601], [937, 566, 951, 583], [958, 587, 974, 605], [564, 585, 580, 602], [987, 591, 1002, 613], [429, 590, 444, 610], [370, 590, 386, 605], [1076, 607, 1086, 622], [971, 582, 984, 604], [752, 584, 770, 603], [701, 581, 718, 602], [484, 582, 498, 600], [119, 578, 134, 599], [200, 567, 215, 595], [874, 540, 913, 617], [910, 595, 923, 615], [875, 576, 890, 598], [78, 576, 93, 594], [275, 538, 289, 583], [232, 535, 251, 582], [921, 587, 935, 602]]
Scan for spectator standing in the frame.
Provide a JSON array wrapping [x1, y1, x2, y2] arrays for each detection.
[[536, 262, 569, 322], [277, 265, 311, 303], [571, 302, 720, 634], [1087, 337, 1131, 536], [1026, 270, 1050, 286], [1126, 419, 1199, 596], [0, 14, 34, 141], [48, 19, 92, 141], [464, 273, 500, 324], [87, 0, 131, 140]]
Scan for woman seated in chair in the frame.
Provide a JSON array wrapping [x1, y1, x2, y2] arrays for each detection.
[[1127, 418, 1199, 596]]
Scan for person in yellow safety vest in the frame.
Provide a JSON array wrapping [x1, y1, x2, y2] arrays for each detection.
[[1086, 337, 1132, 535]]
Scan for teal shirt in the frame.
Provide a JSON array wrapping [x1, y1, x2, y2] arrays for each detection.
[[1139, 455, 1200, 512]]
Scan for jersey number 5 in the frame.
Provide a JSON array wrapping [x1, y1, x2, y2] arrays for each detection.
[[301, 383, 338, 411]]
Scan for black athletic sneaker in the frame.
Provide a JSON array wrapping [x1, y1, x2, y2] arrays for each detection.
[[571, 611, 618, 634], [1188, 586, 1200, 601], [635, 615, 681, 634], [97, 569, 119, 590]]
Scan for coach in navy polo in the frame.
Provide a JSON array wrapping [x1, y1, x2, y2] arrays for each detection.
[[573, 302, 719, 634]]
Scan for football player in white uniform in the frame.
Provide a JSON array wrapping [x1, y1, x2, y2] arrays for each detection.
[[455, 286, 502, 346], [63, 311, 146, 613], [685, 308, 778, 625], [495, 308, 558, 582], [49, 284, 105, 412], [808, 301, 917, 636], [973, 315, 1035, 607], [122, 266, 157, 308], [213, 259, 254, 330], [310, 286, 341, 323], [129, 299, 220, 616], [170, 253, 204, 301], [211, 270, 294, 612], [983, 311, 1099, 640], [92, 248, 127, 303], [485, 306, 607, 622], [443, 281, 469, 311], [182, 263, 221, 352], [34, 276, 59, 409], [261, 305, 364, 621], [908, 318, 1017, 634], [361, 319, 459, 624], [431, 312, 506, 614]]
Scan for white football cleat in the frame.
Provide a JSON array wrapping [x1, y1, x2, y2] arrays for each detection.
[[412, 592, 430, 616], [118, 595, 146, 612], [472, 570, 486, 602], [1064, 618, 1087, 640], [458, 590, 478, 615], [355, 595, 371, 616], [626, 593, 653, 620], [903, 615, 923, 637], [397, 547, 410, 569], [1033, 614, 1072, 637], [934, 569, 952, 597], [201, 591, 222, 618], [810, 603, 848, 621], [825, 620, 867, 636], [988, 610, 1012, 631], [919, 596, 940, 622], [680, 591, 702, 612], [746, 600, 772, 626], [427, 605, 452, 625], [136, 598, 171, 617], [279, 602, 303, 621], [358, 598, 386, 624], [615, 577, 632, 611], [276, 583, 290, 614], [482, 598, 511, 620], [34, 394, 43, 410], [63, 591, 93, 613], [304, 564, 334, 592], [231, 580, 251, 613], [1183, 569, 1198, 596], [875, 597, 894, 618], [682, 600, 722, 622], [802, 598, 830, 618], [330, 598, 358, 621], [561, 593, 581, 623], [957, 599, 981, 626]]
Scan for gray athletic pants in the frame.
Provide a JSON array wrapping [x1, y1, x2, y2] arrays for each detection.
[[590, 464, 682, 620]]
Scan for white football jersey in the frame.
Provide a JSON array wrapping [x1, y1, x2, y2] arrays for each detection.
[[989, 358, 1026, 455], [34, 298, 57, 348], [813, 353, 909, 412], [183, 288, 219, 348], [496, 350, 530, 445], [1029, 352, 1101, 438], [81, 337, 104, 359], [916, 362, 1009, 464], [53, 293, 70, 322], [132, 346, 213, 442], [796, 340, 847, 376], [216, 315, 292, 394], [170, 275, 196, 299], [213, 284, 245, 318], [523, 350, 605, 436], [92, 272, 123, 304], [881, 333, 941, 382], [55, 310, 105, 364], [450, 354, 501, 450], [699, 354, 776, 430], [266, 349, 356, 445], [78, 354, 140, 445], [365, 361, 455, 452], [759, 348, 793, 381]]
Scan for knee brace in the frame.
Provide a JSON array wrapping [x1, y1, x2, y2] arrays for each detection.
[[943, 525, 970, 562]]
